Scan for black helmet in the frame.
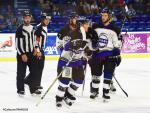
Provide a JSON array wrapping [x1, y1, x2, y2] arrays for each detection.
[[69, 12, 78, 19], [101, 7, 112, 15], [23, 10, 32, 17], [41, 12, 51, 20], [77, 16, 91, 25]]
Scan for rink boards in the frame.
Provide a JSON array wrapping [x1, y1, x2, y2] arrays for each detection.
[[0, 32, 150, 62]]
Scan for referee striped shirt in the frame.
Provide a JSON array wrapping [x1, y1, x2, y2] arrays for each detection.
[[15, 24, 34, 55], [34, 23, 48, 50]]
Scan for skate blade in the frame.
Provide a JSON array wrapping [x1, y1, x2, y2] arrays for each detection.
[[56, 105, 62, 110], [63, 99, 73, 108], [65, 98, 75, 105], [103, 98, 110, 103], [38, 89, 43, 92], [31, 93, 41, 97], [56, 101, 70, 110], [56, 103, 71, 112], [18, 94, 25, 97], [110, 90, 116, 94], [90, 95, 98, 100]]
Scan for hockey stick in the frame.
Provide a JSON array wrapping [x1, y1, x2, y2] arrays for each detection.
[[81, 49, 92, 96], [118, 0, 136, 36], [82, 79, 85, 96], [120, 0, 136, 32], [113, 75, 128, 97], [81, 60, 87, 96], [36, 54, 75, 107], [111, 2, 131, 98]]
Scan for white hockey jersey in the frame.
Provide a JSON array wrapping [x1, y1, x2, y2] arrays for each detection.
[[56, 26, 92, 67], [94, 28, 122, 51]]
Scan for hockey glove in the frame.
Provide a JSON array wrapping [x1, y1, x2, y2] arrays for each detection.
[[112, 48, 121, 56], [84, 47, 93, 58], [70, 40, 87, 51], [114, 56, 121, 67]]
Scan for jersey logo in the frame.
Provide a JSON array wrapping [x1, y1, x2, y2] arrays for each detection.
[[97, 33, 108, 48], [64, 36, 71, 42]]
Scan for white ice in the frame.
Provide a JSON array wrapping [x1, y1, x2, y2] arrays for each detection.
[[0, 58, 150, 113]]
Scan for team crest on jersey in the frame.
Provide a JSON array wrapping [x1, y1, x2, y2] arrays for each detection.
[[64, 36, 71, 42], [97, 33, 108, 48]]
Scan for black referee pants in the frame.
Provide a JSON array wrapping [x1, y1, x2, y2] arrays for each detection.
[[25, 51, 45, 92], [16, 52, 35, 93], [34, 51, 45, 87]]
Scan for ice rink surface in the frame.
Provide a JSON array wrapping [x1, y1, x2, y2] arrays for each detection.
[[0, 58, 150, 113]]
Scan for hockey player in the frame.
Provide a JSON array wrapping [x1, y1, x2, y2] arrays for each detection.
[[24, 13, 51, 94], [89, 8, 122, 102], [15, 10, 36, 96], [55, 15, 91, 108], [56, 12, 79, 52]]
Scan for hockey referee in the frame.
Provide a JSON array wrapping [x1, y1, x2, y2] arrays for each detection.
[[15, 10, 36, 96], [32, 12, 51, 91]]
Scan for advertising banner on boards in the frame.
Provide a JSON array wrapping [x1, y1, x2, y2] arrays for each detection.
[[0, 32, 150, 61]]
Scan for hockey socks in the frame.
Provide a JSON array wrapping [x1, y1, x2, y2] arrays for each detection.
[[90, 75, 100, 99], [103, 79, 111, 102]]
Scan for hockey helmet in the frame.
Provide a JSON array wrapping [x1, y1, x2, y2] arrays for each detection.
[[23, 10, 32, 17], [41, 12, 51, 20], [69, 12, 78, 19], [101, 7, 112, 16], [77, 16, 91, 25]]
